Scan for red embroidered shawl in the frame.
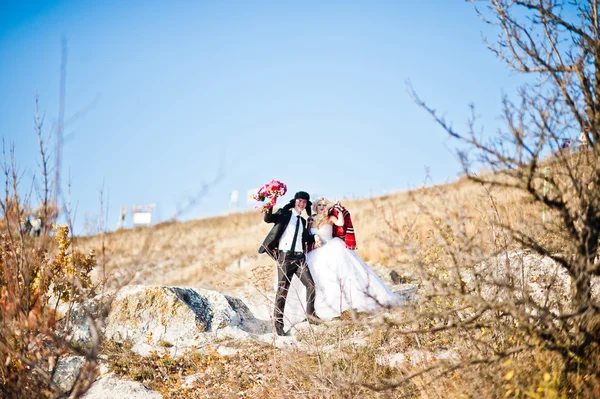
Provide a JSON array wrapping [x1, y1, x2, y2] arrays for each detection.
[[330, 204, 357, 250]]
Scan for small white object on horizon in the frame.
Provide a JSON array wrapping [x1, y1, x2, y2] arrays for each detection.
[[132, 204, 155, 227]]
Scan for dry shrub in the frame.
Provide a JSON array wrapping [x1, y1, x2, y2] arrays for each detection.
[[1, 113, 103, 397], [0, 213, 100, 397]]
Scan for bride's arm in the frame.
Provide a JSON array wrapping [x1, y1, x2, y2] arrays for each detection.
[[329, 212, 344, 227]]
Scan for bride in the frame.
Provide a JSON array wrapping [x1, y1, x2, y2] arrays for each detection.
[[284, 197, 401, 328]]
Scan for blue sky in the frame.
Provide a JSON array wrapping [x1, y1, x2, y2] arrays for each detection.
[[1, 0, 521, 234]]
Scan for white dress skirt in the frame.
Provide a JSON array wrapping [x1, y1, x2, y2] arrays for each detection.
[[283, 224, 401, 328]]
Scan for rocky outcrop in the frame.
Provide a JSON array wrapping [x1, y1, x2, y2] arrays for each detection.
[[459, 250, 600, 313], [57, 286, 276, 397], [103, 285, 272, 356]]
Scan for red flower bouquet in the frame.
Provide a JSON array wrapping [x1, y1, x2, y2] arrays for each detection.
[[253, 180, 287, 213]]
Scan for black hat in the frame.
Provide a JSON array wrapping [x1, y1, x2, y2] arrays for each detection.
[[283, 191, 312, 216], [294, 191, 310, 200]]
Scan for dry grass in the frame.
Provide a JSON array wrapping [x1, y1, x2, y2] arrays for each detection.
[[102, 318, 423, 399], [101, 305, 588, 399]]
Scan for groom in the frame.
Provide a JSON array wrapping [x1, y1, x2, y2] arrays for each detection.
[[259, 190, 318, 336]]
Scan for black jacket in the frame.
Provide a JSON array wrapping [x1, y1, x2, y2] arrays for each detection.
[[258, 207, 313, 257]]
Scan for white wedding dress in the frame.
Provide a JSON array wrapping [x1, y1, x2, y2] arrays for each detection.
[[283, 224, 401, 328]]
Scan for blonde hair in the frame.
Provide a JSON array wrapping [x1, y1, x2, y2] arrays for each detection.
[[311, 197, 332, 228]]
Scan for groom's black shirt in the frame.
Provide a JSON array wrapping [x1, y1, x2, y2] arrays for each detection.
[[258, 207, 313, 258]]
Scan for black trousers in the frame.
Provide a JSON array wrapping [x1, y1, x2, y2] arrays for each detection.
[[274, 251, 316, 329]]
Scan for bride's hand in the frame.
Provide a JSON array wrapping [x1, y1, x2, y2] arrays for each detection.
[[314, 236, 323, 248]]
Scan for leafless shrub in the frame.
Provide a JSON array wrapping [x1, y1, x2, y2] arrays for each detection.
[[367, 1, 600, 396]]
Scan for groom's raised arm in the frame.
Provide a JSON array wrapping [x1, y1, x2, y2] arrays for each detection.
[[263, 207, 280, 223]]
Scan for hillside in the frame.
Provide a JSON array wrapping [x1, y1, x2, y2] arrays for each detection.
[[75, 176, 530, 295]]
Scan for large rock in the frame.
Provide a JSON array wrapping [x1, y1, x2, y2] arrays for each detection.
[[81, 374, 162, 399], [62, 296, 106, 348], [53, 356, 85, 392], [444, 249, 600, 325], [104, 285, 271, 355]]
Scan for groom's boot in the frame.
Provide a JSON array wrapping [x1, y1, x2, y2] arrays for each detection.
[[275, 324, 286, 336]]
